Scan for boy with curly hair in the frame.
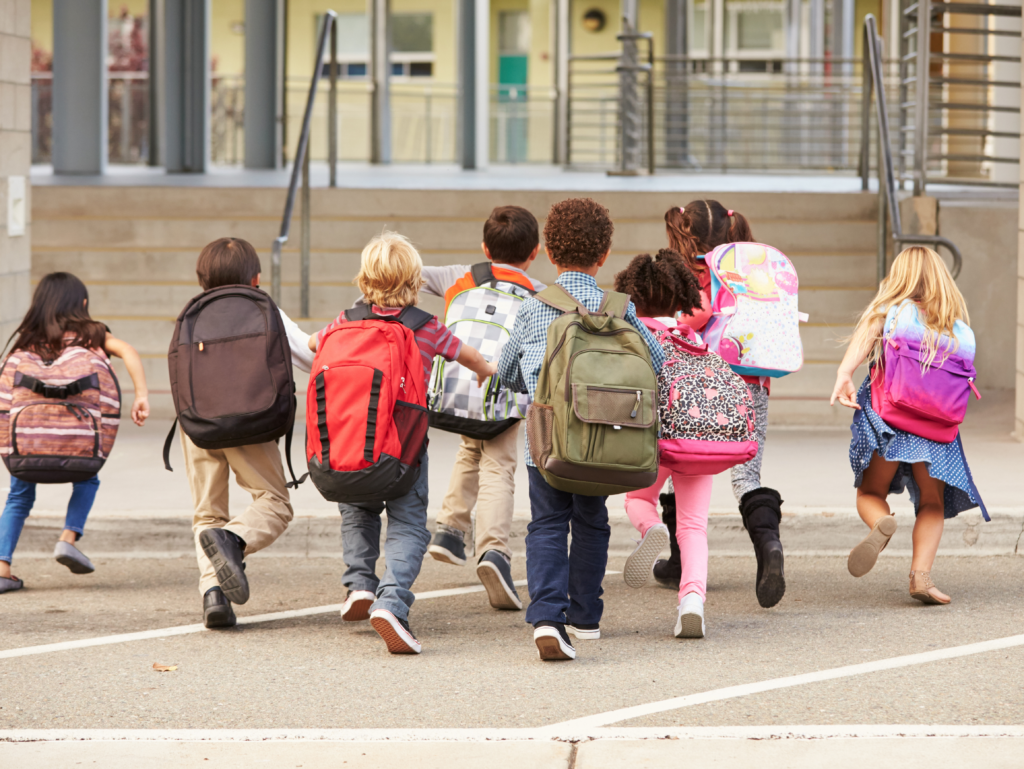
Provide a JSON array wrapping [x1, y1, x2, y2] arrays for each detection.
[[497, 198, 665, 661]]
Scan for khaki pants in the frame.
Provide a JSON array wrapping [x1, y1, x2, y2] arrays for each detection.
[[181, 431, 294, 596], [437, 423, 518, 558]]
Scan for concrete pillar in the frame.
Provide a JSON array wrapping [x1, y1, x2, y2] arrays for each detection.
[[370, 0, 391, 164], [459, 0, 489, 170], [664, 0, 688, 167], [0, 0, 33, 344], [244, 0, 284, 169], [163, 0, 210, 173], [52, 0, 108, 175], [552, 0, 570, 165], [989, 10, 1020, 185]]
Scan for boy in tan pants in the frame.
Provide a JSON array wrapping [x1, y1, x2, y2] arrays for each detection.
[[181, 238, 314, 629], [425, 206, 544, 610]]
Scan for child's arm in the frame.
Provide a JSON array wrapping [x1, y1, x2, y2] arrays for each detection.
[[624, 301, 667, 374], [103, 334, 149, 426], [497, 307, 528, 393], [421, 265, 468, 298], [830, 317, 884, 410], [457, 345, 497, 385]]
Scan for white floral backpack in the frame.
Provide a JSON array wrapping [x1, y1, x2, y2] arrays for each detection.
[[702, 242, 807, 378]]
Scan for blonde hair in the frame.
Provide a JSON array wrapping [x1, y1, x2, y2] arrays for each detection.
[[355, 231, 425, 307], [855, 246, 970, 369]]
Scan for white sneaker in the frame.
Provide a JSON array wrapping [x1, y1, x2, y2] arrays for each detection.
[[623, 523, 670, 588], [674, 592, 705, 638], [340, 590, 375, 622]]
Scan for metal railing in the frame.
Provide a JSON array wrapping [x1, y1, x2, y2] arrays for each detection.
[[270, 11, 338, 313], [861, 14, 963, 280], [900, 0, 1021, 191]]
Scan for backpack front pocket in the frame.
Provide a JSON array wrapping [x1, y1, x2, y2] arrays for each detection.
[[567, 384, 657, 469], [527, 404, 554, 467]]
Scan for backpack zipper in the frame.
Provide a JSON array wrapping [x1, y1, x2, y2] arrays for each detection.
[[631, 390, 641, 418]]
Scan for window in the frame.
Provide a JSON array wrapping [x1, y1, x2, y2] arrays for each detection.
[[499, 11, 530, 54], [322, 12, 434, 79], [689, 2, 708, 55]]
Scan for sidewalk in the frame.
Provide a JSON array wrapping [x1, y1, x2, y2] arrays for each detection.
[[6, 392, 1022, 558]]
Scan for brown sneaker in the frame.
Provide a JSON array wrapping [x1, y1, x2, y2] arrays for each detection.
[[847, 515, 897, 577], [909, 570, 951, 605]]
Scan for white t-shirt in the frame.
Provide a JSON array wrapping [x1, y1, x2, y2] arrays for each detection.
[[279, 308, 315, 372]]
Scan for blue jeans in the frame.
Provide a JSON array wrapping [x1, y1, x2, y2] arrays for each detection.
[[338, 453, 430, 621], [0, 476, 101, 563], [525, 466, 610, 627]]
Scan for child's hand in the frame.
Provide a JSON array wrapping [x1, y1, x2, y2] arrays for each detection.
[[131, 395, 150, 426], [830, 372, 860, 410], [476, 361, 498, 386]]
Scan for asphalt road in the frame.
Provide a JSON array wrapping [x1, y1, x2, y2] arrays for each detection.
[[1, 553, 1022, 731]]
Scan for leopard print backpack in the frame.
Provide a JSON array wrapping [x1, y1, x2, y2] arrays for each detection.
[[643, 318, 758, 476]]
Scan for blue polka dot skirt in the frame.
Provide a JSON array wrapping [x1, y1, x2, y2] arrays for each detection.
[[849, 376, 986, 520]]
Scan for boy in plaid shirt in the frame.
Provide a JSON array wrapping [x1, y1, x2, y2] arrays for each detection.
[[425, 206, 546, 612], [497, 198, 665, 661]]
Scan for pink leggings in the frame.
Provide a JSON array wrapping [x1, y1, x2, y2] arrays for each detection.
[[624, 466, 713, 602]]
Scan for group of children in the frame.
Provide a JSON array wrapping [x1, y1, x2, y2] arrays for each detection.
[[0, 197, 986, 661]]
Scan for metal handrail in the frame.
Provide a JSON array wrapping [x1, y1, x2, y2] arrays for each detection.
[[270, 10, 338, 313], [859, 15, 963, 280]]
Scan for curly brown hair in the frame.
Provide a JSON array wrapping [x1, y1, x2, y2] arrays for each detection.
[[543, 198, 614, 269], [664, 200, 753, 271], [613, 249, 703, 318]]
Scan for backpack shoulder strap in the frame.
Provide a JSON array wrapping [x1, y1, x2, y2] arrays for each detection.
[[343, 304, 375, 322], [597, 290, 629, 319], [471, 262, 495, 287], [396, 306, 433, 332], [535, 285, 588, 315]]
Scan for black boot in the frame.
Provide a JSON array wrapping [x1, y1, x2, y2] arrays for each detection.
[[652, 492, 682, 586], [739, 487, 786, 608]]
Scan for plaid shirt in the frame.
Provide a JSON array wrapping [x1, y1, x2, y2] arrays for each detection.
[[497, 271, 666, 466]]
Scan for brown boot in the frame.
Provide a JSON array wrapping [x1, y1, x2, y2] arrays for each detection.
[[909, 571, 950, 605], [847, 515, 897, 578]]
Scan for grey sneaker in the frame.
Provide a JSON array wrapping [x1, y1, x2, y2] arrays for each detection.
[[623, 523, 669, 589], [428, 528, 467, 566], [0, 575, 24, 594], [476, 550, 522, 610], [54, 541, 95, 574]]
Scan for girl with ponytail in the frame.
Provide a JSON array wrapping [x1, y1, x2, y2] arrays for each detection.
[[655, 201, 788, 611]]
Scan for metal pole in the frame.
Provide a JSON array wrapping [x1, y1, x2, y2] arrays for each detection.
[[647, 38, 655, 175], [877, 167, 888, 282], [301, 149, 311, 318], [148, 0, 161, 166], [370, 0, 391, 163], [553, 0, 570, 165], [859, 21, 872, 190], [329, 20, 338, 187], [913, 0, 931, 195]]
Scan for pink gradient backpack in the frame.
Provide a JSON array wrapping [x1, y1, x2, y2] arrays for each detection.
[[643, 319, 758, 476], [0, 346, 121, 483], [870, 301, 979, 444]]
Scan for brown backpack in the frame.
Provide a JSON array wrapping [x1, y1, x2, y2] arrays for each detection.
[[164, 285, 301, 484]]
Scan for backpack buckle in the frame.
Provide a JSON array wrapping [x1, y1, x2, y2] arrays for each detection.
[[43, 384, 67, 399]]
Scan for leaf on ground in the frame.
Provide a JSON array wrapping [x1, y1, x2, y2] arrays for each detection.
[[152, 663, 178, 672]]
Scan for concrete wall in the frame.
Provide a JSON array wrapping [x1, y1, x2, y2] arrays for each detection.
[[937, 200, 1018, 392], [0, 0, 32, 345]]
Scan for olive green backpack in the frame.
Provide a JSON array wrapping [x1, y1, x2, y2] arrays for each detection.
[[526, 285, 659, 496]]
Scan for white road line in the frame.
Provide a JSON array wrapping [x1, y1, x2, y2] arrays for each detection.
[[0, 581, 520, 661], [0, 571, 621, 661], [3, 725, 1024, 743], [547, 633, 1024, 731]]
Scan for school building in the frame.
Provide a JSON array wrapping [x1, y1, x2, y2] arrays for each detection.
[[3, 0, 1024, 433]]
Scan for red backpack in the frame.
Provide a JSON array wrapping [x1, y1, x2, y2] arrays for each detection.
[[306, 305, 431, 503]]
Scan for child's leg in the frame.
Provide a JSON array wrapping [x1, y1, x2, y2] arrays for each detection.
[[373, 453, 432, 620], [222, 441, 295, 553], [856, 452, 900, 528], [910, 463, 946, 573], [672, 474, 713, 602], [524, 466, 575, 626], [730, 382, 769, 501], [436, 435, 483, 541], [60, 476, 100, 544], [181, 433, 233, 596], [624, 465, 671, 536], [473, 423, 519, 558], [566, 493, 611, 627], [339, 499, 386, 597], [0, 478, 37, 577]]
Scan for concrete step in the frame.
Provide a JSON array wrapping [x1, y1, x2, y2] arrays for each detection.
[[32, 186, 881, 221]]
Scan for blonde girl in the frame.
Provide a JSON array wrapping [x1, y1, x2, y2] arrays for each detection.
[[830, 246, 984, 605]]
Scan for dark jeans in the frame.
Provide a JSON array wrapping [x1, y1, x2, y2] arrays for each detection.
[[525, 466, 610, 627], [338, 453, 430, 621]]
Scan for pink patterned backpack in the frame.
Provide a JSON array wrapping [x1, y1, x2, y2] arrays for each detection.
[[644, 319, 758, 476], [0, 346, 121, 483]]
